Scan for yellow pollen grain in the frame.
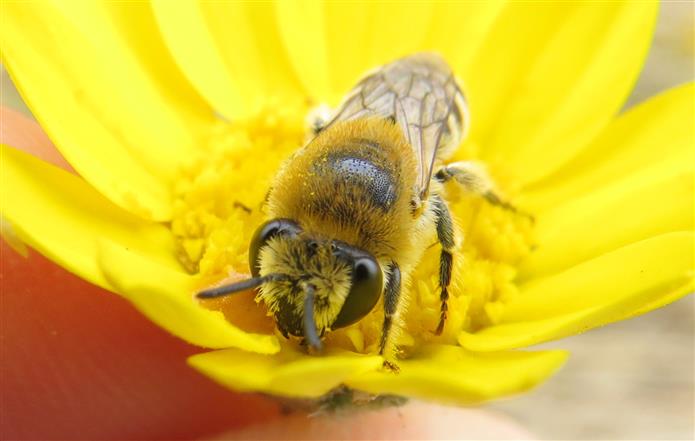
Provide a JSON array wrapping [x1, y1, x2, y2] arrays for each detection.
[[171, 108, 535, 354]]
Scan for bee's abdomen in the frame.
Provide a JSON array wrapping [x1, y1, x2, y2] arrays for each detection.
[[318, 153, 397, 211]]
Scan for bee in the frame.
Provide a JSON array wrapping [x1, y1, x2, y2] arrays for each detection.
[[198, 53, 512, 366]]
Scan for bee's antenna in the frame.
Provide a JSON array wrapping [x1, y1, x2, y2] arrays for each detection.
[[197, 274, 288, 299], [302, 283, 323, 351]]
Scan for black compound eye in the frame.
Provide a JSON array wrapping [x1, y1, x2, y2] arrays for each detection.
[[332, 254, 383, 329], [249, 218, 301, 276]]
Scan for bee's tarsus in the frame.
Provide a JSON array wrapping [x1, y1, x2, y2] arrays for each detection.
[[483, 190, 534, 221], [233, 201, 252, 214], [434, 316, 446, 336], [382, 360, 400, 373]]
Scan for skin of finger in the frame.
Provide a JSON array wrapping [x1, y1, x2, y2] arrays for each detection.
[[0, 243, 283, 440], [0, 106, 74, 172], [0, 108, 282, 438], [215, 402, 535, 440]]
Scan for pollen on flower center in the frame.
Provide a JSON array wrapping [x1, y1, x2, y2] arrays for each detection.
[[170, 107, 535, 355]]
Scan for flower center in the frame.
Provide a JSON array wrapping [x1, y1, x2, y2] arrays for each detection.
[[171, 108, 535, 354]]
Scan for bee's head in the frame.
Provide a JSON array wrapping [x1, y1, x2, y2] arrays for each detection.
[[197, 219, 383, 351]]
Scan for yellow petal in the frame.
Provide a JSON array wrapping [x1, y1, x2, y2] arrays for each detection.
[[346, 345, 567, 405], [0, 144, 178, 289], [97, 240, 279, 353], [424, 2, 507, 76], [152, 0, 304, 120], [276, 1, 505, 103], [1, 144, 278, 352], [468, 1, 657, 185], [1, 1, 213, 221], [511, 232, 694, 321], [523, 82, 695, 211], [460, 233, 694, 352], [188, 344, 382, 398], [522, 164, 693, 278]]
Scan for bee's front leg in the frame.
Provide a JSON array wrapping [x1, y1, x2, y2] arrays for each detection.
[[432, 195, 455, 335], [378, 261, 401, 370], [435, 161, 533, 220]]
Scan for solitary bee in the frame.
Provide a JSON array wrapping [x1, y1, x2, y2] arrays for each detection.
[[198, 53, 510, 365]]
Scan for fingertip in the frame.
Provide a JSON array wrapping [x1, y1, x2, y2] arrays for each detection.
[[212, 401, 534, 440], [0, 106, 73, 171], [0, 242, 281, 439]]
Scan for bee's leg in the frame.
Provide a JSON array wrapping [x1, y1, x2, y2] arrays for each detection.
[[435, 160, 533, 220], [259, 188, 272, 213], [378, 261, 401, 370], [432, 195, 454, 336], [233, 201, 252, 214], [305, 104, 333, 135]]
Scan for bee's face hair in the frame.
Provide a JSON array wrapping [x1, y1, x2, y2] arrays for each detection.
[[198, 229, 383, 348], [256, 235, 353, 339]]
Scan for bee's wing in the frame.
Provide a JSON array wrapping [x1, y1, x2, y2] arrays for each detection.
[[325, 53, 469, 200]]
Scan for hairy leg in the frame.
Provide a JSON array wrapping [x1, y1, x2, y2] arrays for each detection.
[[435, 161, 533, 219], [432, 195, 455, 335], [378, 262, 402, 370]]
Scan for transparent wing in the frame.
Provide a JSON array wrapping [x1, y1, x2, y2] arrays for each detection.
[[325, 53, 469, 200]]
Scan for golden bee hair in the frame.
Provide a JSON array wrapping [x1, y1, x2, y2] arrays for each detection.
[[265, 118, 419, 264]]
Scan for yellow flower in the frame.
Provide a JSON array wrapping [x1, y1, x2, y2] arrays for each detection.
[[1, 1, 692, 406]]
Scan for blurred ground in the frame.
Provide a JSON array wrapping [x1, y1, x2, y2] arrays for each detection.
[[491, 296, 694, 440], [1, 3, 693, 440]]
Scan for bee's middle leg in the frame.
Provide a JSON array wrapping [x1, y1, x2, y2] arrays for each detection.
[[378, 262, 401, 369], [436, 160, 533, 220], [433, 195, 454, 336]]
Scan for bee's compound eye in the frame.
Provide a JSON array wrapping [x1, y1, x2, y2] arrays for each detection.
[[249, 218, 301, 277], [332, 255, 383, 329]]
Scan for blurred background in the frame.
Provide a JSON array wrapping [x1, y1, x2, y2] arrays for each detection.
[[1, 2, 693, 440], [490, 3, 694, 439]]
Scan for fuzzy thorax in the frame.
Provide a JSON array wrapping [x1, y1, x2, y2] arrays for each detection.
[[257, 237, 352, 337]]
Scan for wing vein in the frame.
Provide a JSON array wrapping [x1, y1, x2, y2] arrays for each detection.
[[321, 53, 468, 200]]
